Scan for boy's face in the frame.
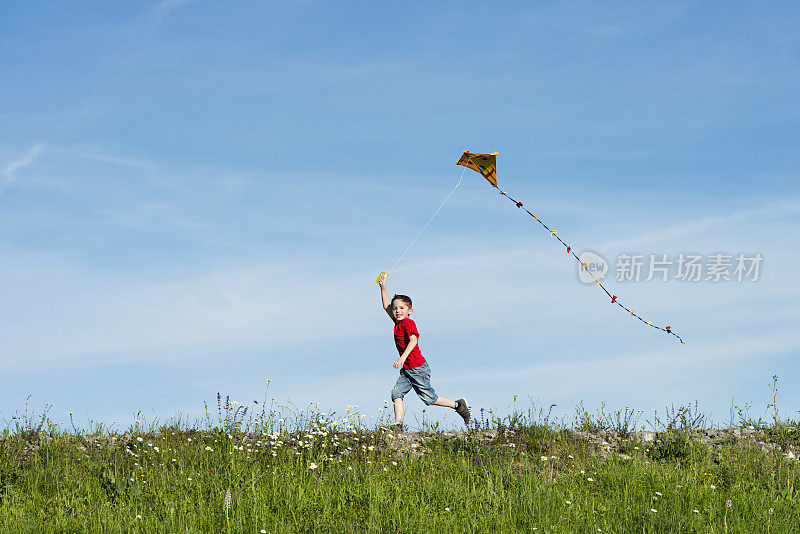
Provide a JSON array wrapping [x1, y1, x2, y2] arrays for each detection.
[[391, 299, 412, 322]]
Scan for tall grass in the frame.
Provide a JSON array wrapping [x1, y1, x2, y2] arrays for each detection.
[[1, 390, 798, 532]]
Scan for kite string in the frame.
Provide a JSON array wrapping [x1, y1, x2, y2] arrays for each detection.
[[387, 168, 466, 275]]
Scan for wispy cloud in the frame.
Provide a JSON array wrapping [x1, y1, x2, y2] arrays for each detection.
[[54, 146, 157, 171], [600, 199, 800, 250], [0, 144, 45, 196], [438, 330, 800, 388], [148, 0, 192, 24]]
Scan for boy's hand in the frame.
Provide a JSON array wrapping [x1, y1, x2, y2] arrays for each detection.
[[379, 272, 393, 320], [393, 356, 406, 369]]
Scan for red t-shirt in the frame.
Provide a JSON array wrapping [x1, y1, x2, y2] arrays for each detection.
[[394, 318, 426, 369]]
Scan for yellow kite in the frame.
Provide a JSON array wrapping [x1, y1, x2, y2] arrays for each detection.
[[457, 150, 498, 187]]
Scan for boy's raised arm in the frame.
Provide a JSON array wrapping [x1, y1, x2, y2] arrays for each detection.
[[378, 273, 393, 320]]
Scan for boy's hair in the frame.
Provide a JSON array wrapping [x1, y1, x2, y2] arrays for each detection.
[[391, 294, 413, 308]]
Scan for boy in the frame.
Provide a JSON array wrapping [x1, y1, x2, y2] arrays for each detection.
[[378, 273, 471, 431]]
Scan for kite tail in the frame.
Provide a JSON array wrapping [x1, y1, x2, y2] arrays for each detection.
[[495, 187, 685, 345]]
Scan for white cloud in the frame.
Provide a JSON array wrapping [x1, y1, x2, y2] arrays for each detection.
[[0, 144, 45, 196], [2, 217, 793, 373], [0, 254, 383, 370], [54, 146, 157, 171], [438, 330, 800, 388], [600, 199, 800, 250], [149, 0, 192, 24]]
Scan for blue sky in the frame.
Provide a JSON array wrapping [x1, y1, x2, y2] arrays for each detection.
[[2, 1, 799, 431]]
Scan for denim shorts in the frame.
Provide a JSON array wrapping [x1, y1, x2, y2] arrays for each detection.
[[391, 362, 438, 406]]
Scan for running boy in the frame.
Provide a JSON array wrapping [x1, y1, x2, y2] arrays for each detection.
[[378, 273, 471, 430]]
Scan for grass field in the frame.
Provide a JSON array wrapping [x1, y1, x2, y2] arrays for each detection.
[[1, 392, 799, 533]]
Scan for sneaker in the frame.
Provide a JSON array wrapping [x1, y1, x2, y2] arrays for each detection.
[[455, 398, 472, 425], [390, 423, 404, 433]]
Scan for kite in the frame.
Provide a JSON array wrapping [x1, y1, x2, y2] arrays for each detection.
[[377, 150, 684, 344], [455, 151, 498, 187], [456, 150, 684, 344]]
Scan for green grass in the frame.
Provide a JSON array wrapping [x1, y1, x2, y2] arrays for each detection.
[[1, 396, 798, 533]]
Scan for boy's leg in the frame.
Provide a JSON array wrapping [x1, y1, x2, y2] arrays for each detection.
[[391, 371, 412, 426], [405, 364, 471, 424], [393, 398, 404, 424], [432, 397, 456, 408]]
